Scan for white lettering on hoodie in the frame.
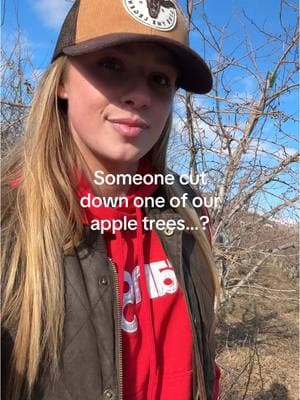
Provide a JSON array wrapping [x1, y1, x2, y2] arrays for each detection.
[[121, 259, 178, 333]]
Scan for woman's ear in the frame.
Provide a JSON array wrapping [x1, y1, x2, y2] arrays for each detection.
[[58, 82, 68, 99]]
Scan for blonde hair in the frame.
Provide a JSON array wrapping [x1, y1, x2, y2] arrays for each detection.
[[2, 56, 219, 400]]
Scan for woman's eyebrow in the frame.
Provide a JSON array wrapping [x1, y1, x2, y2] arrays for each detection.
[[112, 46, 177, 69], [154, 56, 177, 69]]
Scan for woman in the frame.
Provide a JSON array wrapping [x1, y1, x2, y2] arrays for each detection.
[[2, 0, 220, 399]]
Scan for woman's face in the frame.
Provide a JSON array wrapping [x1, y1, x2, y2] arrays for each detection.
[[59, 42, 178, 174]]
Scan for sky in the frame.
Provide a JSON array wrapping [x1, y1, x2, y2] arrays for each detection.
[[1, 0, 299, 219], [2, 0, 296, 70]]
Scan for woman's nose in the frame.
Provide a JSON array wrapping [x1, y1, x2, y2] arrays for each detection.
[[120, 76, 151, 110]]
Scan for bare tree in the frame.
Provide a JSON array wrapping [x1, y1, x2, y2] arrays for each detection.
[[169, 4, 299, 395], [1, 1, 299, 398], [2, 1, 298, 297], [1, 25, 39, 155], [169, 0, 299, 302]]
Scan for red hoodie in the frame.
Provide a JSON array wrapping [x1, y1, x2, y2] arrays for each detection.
[[77, 160, 220, 400]]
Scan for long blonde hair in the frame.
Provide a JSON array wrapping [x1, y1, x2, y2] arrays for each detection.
[[2, 56, 219, 400]]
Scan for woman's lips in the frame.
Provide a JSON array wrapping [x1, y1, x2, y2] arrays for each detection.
[[108, 118, 149, 138]]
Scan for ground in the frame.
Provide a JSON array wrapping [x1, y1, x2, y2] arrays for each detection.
[[215, 261, 299, 400]]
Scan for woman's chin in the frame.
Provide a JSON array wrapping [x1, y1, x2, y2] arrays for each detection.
[[101, 148, 147, 165], [89, 152, 142, 174]]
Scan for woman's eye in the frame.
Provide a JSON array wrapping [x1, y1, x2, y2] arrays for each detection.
[[151, 73, 172, 88]]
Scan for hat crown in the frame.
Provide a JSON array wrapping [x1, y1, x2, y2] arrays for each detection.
[[75, 0, 188, 45]]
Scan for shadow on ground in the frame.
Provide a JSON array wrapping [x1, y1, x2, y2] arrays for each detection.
[[216, 300, 296, 351], [253, 382, 290, 400]]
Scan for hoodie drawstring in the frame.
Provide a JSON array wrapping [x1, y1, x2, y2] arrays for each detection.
[[115, 229, 125, 316], [135, 206, 158, 400]]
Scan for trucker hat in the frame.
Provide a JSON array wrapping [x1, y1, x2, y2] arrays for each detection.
[[52, 0, 213, 94]]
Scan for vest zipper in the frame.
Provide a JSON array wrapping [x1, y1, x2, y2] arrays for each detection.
[[163, 228, 207, 399], [108, 257, 124, 400]]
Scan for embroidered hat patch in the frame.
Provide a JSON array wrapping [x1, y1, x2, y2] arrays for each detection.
[[123, 0, 177, 31]]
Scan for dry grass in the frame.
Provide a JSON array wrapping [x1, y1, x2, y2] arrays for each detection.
[[216, 261, 299, 399]]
